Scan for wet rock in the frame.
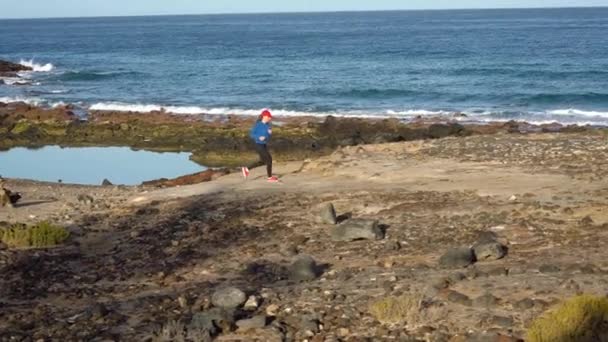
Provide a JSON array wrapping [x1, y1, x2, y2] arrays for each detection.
[[318, 203, 337, 225], [447, 291, 472, 306], [473, 241, 507, 261], [439, 247, 476, 268], [211, 287, 247, 309], [330, 219, 383, 242], [236, 315, 267, 331], [0, 60, 32, 74], [142, 169, 230, 187], [428, 123, 465, 139], [289, 255, 319, 281]]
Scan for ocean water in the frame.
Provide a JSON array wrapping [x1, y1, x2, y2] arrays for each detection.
[[0, 146, 204, 185], [1, 8, 608, 125]]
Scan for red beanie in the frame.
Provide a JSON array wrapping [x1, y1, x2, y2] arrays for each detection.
[[261, 110, 272, 118]]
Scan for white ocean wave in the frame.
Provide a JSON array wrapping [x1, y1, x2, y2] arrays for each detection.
[[0, 96, 44, 106], [548, 108, 608, 118], [0, 77, 32, 86], [19, 59, 55, 72]]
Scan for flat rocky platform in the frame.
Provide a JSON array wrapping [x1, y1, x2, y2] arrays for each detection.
[[1, 131, 607, 341], [0, 100, 594, 168]]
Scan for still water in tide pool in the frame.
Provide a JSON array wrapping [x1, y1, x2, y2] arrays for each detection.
[[0, 146, 205, 185]]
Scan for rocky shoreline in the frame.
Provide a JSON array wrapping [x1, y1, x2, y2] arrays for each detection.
[[0, 100, 602, 170]]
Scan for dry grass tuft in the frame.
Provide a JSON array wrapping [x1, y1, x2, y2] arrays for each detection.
[[527, 294, 608, 342]]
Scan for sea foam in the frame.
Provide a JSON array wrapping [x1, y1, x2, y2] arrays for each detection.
[[19, 59, 55, 72]]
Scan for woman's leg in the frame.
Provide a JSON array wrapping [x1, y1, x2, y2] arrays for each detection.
[[254, 144, 273, 178]]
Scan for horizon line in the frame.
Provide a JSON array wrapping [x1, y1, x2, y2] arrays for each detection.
[[1, 5, 607, 20]]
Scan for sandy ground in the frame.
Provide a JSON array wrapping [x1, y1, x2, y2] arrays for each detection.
[[1, 132, 608, 341]]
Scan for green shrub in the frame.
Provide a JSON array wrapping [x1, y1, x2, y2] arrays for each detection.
[[0, 222, 69, 248], [527, 295, 608, 342]]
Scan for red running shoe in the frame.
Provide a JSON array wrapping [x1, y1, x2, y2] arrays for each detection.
[[267, 176, 279, 183]]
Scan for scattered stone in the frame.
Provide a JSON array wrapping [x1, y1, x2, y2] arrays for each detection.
[[514, 298, 535, 310], [432, 277, 450, 290], [473, 242, 508, 261], [244, 295, 259, 310], [473, 293, 499, 308], [265, 304, 280, 317], [447, 291, 472, 306], [211, 287, 247, 309], [318, 203, 337, 224], [490, 315, 514, 328], [177, 296, 188, 309], [189, 308, 235, 338], [462, 332, 522, 342], [439, 247, 476, 268], [77, 194, 94, 205], [448, 272, 467, 283], [579, 215, 594, 226], [289, 255, 319, 281], [487, 267, 509, 277], [539, 264, 561, 274], [90, 303, 109, 318], [385, 240, 402, 251], [236, 315, 267, 331], [330, 219, 384, 242], [297, 316, 320, 334]]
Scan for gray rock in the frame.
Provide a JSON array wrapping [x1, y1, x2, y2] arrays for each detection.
[[491, 315, 514, 328], [211, 287, 247, 309], [298, 316, 320, 333], [189, 308, 235, 338], [448, 272, 467, 283], [439, 247, 475, 268], [318, 203, 337, 225], [385, 240, 402, 251], [539, 264, 560, 273], [77, 194, 94, 205], [330, 219, 383, 242], [447, 290, 472, 306], [514, 298, 535, 310], [236, 315, 267, 331], [473, 293, 499, 308], [289, 255, 319, 281], [473, 241, 508, 261]]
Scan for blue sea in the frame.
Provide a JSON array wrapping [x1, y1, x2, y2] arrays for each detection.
[[1, 7, 608, 125]]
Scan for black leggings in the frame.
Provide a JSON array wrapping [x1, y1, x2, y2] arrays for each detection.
[[253, 143, 273, 177]]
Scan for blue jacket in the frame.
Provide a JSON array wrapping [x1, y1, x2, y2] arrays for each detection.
[[250, 121, 272, 144]]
